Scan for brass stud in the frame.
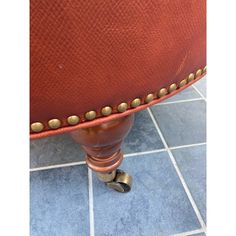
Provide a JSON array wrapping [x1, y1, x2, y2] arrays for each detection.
[[196, 69, 202, 77], [179, 79, 188, 87], [31, 122, 44, 132], [67, 115, 80, 125], [187, 73, 195, 83], [144, 93, 154, 103], [117, 103, 128, 113], [85, 111, 96, 120], [203, 65, 207, 73], [131, 98, 141, 108], [48, 119, 61, 129], [101, 106, 112, 116], [168, 83, 177, 93], [158, 88, 168, 97]]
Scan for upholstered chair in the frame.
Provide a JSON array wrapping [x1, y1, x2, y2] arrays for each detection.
[[30, 0, 206, 192]]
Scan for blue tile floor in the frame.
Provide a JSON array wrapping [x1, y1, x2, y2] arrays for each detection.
[[30, 76, 206, 236]]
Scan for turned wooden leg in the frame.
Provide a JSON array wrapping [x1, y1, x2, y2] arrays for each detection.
[[70, 114, 134, 192]]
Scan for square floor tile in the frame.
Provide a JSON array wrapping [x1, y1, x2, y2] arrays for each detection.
[[92, 152, 201, 236], [194, 76, 206, 98], [150, 100, 206, 147], [161, 86, 200, 103], [122, 110, 164, 154], [30, 165, 89, 236], [172, 145, 206, 223], [30, 134, 85, 169]]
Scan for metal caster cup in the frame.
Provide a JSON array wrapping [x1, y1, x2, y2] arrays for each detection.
[[97, 169, 132, 193]]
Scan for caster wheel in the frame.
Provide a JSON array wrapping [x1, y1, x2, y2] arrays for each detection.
[[106, 169, 132, 193]]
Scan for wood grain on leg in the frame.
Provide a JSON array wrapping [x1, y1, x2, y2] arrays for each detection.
[[70, 114, 134, 173]]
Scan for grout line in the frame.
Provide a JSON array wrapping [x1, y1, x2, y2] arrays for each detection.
[[192, 84, 206, 101], [30, 160, 86, 172], [88, 168, 95, 236], [30, 143, 207, 172], [147, 108, 170, 150], [147, 108, 206, 231], [169, 142, 206, 150], [170, 228, 205, 236], [124, 148, 166, 157], [168, 152, 206, 230], [155, 98, 204, 106]]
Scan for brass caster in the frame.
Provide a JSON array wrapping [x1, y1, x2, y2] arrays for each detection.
[[106, 169, 132, 193]]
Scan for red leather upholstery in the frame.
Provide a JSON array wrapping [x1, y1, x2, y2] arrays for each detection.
[[30, 0, 206, 139]]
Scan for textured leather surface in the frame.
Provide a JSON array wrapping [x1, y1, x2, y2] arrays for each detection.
[[30, 0, 206, 138]]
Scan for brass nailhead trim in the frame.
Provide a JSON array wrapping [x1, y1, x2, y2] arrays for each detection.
[[48, 119, 61, 129], [144, 94, 154, 103], [168, 83, 177, 93], [67, 115, 80, 125], [31, 122, 44, 132], [85, 111, 96, 120], [195, 69, 202, 77], [179, 79, 188, 87], [31, 65, 207, 133], [131, 98, 141, 108], [187, 73, 195, 83], [117, 103, 128, 112], [158, 88, 168, 97], [101, 106, 112, 116]]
